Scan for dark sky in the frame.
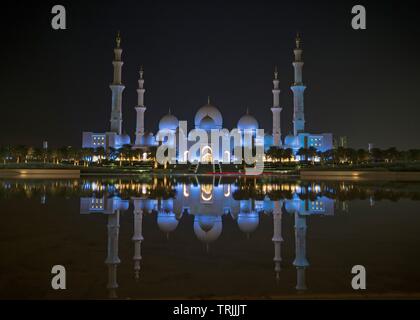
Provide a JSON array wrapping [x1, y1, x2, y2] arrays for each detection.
[[1, 0, 419, 149]]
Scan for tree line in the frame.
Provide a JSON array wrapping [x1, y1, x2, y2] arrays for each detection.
[[1, 144, 420, 166], [266, 146, 420, 164]]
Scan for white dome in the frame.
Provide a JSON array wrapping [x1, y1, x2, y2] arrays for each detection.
[[159, 111, 178, 130], [237, 112, 258, 130], [193, 215, 222, 243], [194, 102, 223, 129]]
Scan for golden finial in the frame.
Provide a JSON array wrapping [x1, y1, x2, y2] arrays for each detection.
[[295, 32, 301, 49], [116, 31, 121, 48]]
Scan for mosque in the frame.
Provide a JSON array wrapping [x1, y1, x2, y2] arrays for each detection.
[[82, 32, 333, 162]]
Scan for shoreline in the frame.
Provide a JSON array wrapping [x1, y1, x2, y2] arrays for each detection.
[[1, 168, 420, 181]]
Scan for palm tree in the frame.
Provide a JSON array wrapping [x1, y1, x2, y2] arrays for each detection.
[[297, 148, 308, 162], [14, 145, 28, 164], [307, 147, 317, 164], [94, 146, 106, 164], [282, 148, 294, 162], [0, 146, 8, 164], [356, 149, 369, 164], [384, 147, 398, 163], [370, 148, 384, 163]]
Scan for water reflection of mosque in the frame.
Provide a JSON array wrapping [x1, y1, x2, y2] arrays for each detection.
[[80, 177, 338, 298]]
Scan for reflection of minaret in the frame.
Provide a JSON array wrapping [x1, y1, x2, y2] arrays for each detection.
[[292, 212, 309, 291], [291, 33, 306, 136], [105, 211, 121, 299], [109, 32, 125, 135], [132, 208, 144, 280], [272, 201, 283, 281]]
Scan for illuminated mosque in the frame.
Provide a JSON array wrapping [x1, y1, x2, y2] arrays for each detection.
[[82, 33, 333, 162]]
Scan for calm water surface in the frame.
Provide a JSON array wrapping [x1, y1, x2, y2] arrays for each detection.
[[1, 175, 420, 299]]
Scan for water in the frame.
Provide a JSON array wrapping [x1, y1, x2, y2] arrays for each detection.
[[1, 175, 420, 299]]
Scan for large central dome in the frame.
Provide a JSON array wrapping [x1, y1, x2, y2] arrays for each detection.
[[194, 100, 223, 129]]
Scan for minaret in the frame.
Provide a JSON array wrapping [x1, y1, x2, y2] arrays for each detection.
[[135, 66, 146, 145], [291, 33, 306, 136], [132, 208, 144, 280], [272, 201, 283, 281], [105, 211, 121, 298], [292, 212, 309, 291], [109, 32, 125, 135], [271, 66, 282, 146]]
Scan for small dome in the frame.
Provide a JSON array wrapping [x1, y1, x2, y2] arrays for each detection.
[[159, 111, 178, 131], [194, 100, 223, 129], [237, 111, 258, 130]]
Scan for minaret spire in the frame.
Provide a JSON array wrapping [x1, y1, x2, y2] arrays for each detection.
[[291, 32, 306, 136], [134, 66, 147, 145], [109, 31, 125, 135], [271, 66, 282, 146]]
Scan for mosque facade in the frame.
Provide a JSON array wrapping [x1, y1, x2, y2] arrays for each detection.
[[82, 33, 333, 162]]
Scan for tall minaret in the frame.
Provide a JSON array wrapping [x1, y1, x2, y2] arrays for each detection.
[[272, 201, 283, 281], [291, 33, 306, 136], [135, 66, 146, 145], [271, 66, 282, 146], [292, 212, 309, 291], [109, 32, 125, 135]]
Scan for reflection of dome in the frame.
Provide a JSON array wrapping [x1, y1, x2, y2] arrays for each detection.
[[193, 215, 222, 243], [159, 111, 178, 130], [284, 200, 298, 214], [157, 212, 179, 233], [194, 102, 223, 129], [237, 112, 258, 130], [237, 212, 259, 234]]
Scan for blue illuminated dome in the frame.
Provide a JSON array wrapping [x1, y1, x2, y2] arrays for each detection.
[[194, 102, 223, 129], [159, 111, 178, 131], [200, 115, 216, 130], [237, 112, 259, 130]]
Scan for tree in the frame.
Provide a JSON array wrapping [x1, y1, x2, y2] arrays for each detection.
[[94, 146, 106, 164], [307, 147, 317, 164], [282, 148, 294, 162], [0, 146, 9, 164], [356, 149, 369, 164], [297, 148, 308, 162], [370, 148, 384, 162]]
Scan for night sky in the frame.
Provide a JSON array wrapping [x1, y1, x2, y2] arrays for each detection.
[[1, 0, 419, 149]]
